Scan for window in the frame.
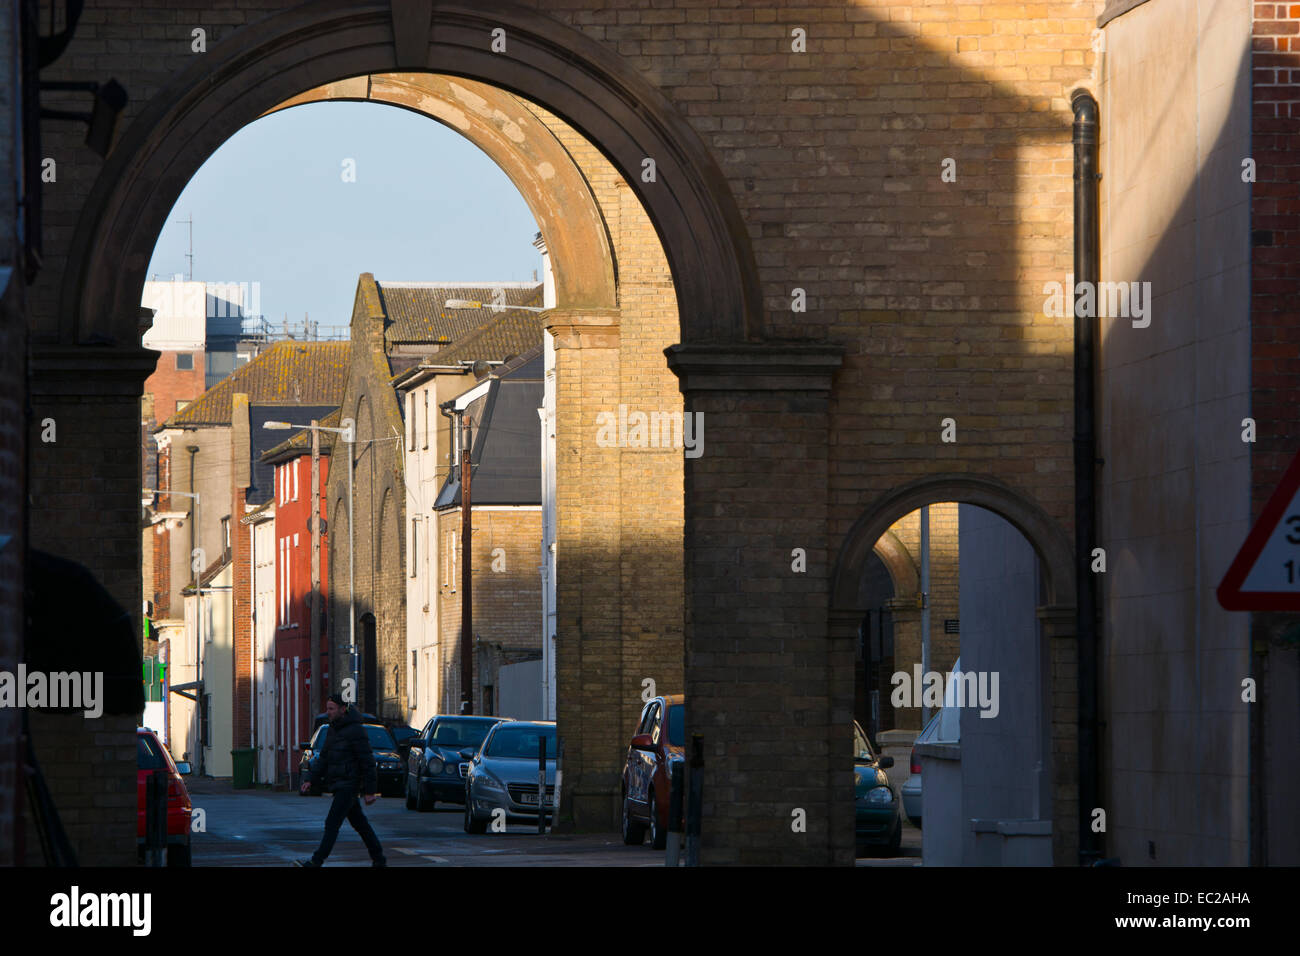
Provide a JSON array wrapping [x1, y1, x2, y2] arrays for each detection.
[[449, 531, 456, 592], [637, 702, 658, 737], [174, 400, 189, 416], [292, 459, 299, 501], [409, 519, 419, 578], [175, 352, 193, 371], [221, 516, 231, 556], [423, 391, 429, 449], [408, 394, 416, 449]]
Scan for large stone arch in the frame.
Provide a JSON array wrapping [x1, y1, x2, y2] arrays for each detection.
[[60, 1, 761, 346], [263, 73, 617, 314]]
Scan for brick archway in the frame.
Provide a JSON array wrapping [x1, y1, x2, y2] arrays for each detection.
[[829, 473, 1080, 864], [59, 1, 761, 347], [832, 474, 1075, 612]]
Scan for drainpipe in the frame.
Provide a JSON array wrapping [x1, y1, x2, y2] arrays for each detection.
[[1072, 88, 1101, 866]]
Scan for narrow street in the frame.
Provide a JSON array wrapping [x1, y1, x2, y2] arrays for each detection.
[[184, 778, 921, 867]]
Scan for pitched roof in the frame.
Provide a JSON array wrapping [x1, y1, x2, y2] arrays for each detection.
[[422, 309, 545, 369], [159, 341, 349, 429], [377, 281, 543, 346], [434, 350, 544, 509]]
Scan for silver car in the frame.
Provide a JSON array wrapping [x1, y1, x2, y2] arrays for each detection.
[[463, 720, 557, 833]]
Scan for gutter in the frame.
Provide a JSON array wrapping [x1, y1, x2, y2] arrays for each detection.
[[1072, 89, 1102, 866]]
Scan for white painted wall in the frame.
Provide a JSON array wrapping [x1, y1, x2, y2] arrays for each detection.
[[404, 378, 442, 729], [958, 503, 1050, 866]]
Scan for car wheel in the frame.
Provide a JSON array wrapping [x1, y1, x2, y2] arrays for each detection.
[[404, 777, 417, 810], [648, 791, 666, 850], [167, 841, 191, 867], [620, 788, 646, 846], [889, 818, 902, 854], [463, 791, 488, 834], [415, 777, 433, 812]]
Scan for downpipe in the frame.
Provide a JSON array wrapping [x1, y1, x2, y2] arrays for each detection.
[[1072, 89, 1102, 866]]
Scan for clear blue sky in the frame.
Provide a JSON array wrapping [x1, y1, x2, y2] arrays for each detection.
[[145, 100, 542, 331]]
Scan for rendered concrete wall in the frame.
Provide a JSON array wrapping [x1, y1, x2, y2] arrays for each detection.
[[1098, 0, 1252, 865], [958, 503, 1050, 864]]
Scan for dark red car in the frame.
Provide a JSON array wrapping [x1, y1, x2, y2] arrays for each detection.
[[136, 727, 193, 866], [620, 694, 685, 850]]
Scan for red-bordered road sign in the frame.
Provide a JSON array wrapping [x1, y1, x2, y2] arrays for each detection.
[[1218, 448, 1300, 610]]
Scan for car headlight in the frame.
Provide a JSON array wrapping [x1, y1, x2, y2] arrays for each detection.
[[427, 755, 444, 775], [866, 786, 894, 806], [477, 773, 505, 793]]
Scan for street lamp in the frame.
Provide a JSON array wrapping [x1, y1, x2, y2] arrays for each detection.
[[443, 298, 547, 313], [264, 419, 356, 708]]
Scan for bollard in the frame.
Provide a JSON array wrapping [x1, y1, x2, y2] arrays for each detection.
[[685, 733, 703, 867], [666, 759, 684, 866]]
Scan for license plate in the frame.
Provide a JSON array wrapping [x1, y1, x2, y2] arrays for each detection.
[[518, 793, 552, 806]]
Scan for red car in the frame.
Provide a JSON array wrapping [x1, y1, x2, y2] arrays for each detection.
[[136, 727, 193, 866], [620, 694, 685, 850]]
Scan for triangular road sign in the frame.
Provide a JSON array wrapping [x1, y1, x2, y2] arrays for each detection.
[[1218, 447, 1300, 610]]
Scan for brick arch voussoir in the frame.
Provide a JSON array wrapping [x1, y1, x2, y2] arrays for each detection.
[[264, 73, 616, 313], [63, 1, 758, 347]]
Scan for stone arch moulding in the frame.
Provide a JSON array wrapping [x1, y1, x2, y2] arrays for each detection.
[[262, 73, 616, 315], [872, 531, 919, 599], [831, 474, 1076, 611], [62, 1, 762, 347]]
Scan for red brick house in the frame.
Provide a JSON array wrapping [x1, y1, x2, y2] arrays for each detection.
[[262, 411, 337, 785]]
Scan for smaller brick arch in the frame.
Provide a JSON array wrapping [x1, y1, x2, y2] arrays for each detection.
[[871, 531, 919, 599], [832, 474, 1075, 611]]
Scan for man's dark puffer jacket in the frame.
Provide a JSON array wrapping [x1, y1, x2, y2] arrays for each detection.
[[316, 706, 378, 795]]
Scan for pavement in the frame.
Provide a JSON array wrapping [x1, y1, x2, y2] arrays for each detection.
[[185, 777, 922, 866]]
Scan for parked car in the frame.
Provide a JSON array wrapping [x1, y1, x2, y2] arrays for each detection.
[[389, 724, 419, 763], [136, 727, 193, 866], [463, 721, 557, 833], [298, 721, 405, 797], [902, 658, 963, 830], [620, 694, 685, 850], [901, 713, 940, 827], [854, 719, 902, 854], [310, 710, 380, 733], [405, 714, 508, 811]]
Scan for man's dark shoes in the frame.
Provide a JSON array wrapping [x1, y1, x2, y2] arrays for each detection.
[[372, 857, 387, 867], [293, 858, 321, 867]]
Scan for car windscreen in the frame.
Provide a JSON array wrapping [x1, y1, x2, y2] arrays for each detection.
[[430, 720, 494, 750], [667, 705, 684, 747], [484, 726, 557, 759], [137, 734, 166, 771], [365, 725, 396, 751], [391, 726, 417, 742]]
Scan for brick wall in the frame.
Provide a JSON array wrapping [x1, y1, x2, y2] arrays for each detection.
[[436, 509, 543, 713], [1251, 3, 1300, 516]]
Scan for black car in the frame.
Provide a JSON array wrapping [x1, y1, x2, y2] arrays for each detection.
[[405, 714, 508, 811], [389, 724, 419, 763], [298, 721, 406, 798]]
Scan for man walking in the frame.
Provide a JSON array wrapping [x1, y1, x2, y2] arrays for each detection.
[[296, 694, 387, 866]]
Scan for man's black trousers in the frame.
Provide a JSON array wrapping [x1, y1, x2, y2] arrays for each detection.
[[311, 787, 385, 865]]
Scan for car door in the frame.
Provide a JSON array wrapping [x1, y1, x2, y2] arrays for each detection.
[[630, 701, 659, 812], [648, 701, 667, 806]]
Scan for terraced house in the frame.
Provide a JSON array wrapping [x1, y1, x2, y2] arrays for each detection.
[[326, 274, 544, 721]]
